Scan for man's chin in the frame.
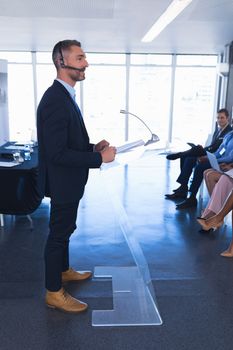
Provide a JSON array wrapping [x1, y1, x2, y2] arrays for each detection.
[[74, 75, 85, 82], [78, 72, 86, 81]]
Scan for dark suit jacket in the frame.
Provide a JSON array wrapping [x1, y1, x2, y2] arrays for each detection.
[[205, 123, 232, 153], [37, 80, 102, 204]]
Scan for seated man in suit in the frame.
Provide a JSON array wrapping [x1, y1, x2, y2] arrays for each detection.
[[165, 129, 233, 209], [165, 108, 232, 203], [167, 108, 231, 166]]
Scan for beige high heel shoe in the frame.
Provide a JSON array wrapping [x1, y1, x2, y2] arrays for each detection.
[[220, 250, 233, 257], [197, 218, 223, 231]]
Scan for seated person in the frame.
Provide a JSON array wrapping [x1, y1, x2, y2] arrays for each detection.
[[203, 168, 223, 195], [197, 166, 233, 233], [166, 108, 231, 170], [197, 184, 233, 258], [203, 165, 233, 195], [165, 129, 233, 209], [198, 170, 233, 222]]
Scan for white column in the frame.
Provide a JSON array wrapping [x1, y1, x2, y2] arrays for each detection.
[[0, 59, 9, 145]]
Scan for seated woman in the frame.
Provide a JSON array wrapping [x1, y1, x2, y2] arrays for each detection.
[[204, 168, 223, 195], [199, 163, 233, 220], [203, 162, 233, 195], [198, 173, 233, 222], [197, 176, 233, 257]]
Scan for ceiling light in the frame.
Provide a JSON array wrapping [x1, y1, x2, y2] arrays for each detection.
[[141, 0, 193, 43]]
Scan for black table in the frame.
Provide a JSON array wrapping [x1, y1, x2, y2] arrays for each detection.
[[0, 142, 42, 215]]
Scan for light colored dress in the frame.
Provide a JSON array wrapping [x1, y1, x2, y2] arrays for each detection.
[[203, 174, 233, 215]]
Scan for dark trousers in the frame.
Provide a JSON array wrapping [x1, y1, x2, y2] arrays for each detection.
[[179, 146, 206, 170], [189, 160, 211, 196], [45, 201, 80, 291], [177, 156, 197, 187], [177, 157, 211, 197]]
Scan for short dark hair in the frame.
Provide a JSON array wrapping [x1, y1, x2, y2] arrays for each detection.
[[217, 108, 229, 117], [52, 40, 81, 69]]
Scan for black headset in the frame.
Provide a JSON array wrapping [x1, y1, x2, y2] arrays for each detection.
[[58, 41, 65, 68], [57, 41, 83, 71]]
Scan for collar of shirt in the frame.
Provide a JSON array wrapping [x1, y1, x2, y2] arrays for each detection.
[[56, 78, 76, 100], [218, 123, 229, 134]]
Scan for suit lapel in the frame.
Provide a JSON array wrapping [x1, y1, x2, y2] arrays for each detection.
[[70, 98, 88, 135], [219, 124, 231, 138], [213, 124, 231, 142], [211, 128, 219, 142]]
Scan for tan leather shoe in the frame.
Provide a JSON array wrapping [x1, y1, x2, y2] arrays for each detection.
[[46, 288, 88, 313], [62, 267, 92, 282]]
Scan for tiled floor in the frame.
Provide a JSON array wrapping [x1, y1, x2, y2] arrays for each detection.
[[1, 149, 233, 350]]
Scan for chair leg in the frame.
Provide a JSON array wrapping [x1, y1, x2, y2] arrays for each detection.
[[198, 181, 204, 212], [0, 214, 34, 229], [26, 214, 33, 230], [0, 214, 4, 227], [226, 211, 233, 251]]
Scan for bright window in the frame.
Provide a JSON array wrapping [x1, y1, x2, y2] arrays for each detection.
[[36, 52, 53, 64], [172, 66, 217, 145], [36, 64, 56, 103], [128, 66, 172, 147], [82, 65, 126, 145], [131, 54, 172, 65], [86, 53, 126, 65], [7, 64, 35, 141], [0, 51, 219, 149], [0, 52, 32, 63], [176, 55, 218, 66]]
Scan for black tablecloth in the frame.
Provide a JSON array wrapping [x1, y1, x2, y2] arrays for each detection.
[[0, 143, 42, 215]]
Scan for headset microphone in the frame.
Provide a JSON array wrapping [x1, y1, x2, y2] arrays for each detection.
[[61, 64, 84, 71], [59, 42, 84, 71]]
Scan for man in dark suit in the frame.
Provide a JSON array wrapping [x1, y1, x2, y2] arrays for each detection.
[[37, 40, 116, 313], [165, 108, 232, 207], [166, 108, 231, 164]]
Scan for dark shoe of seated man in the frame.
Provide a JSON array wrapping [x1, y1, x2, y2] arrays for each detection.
[[166, 152, 182, 160], [173, 186, 185, 193], [176, 196, 197, 209], [166, 145, 206, 161], [165, 185, 188, 200]]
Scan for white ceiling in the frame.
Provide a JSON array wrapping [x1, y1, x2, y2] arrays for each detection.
[[0, 0, 233, 54]]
